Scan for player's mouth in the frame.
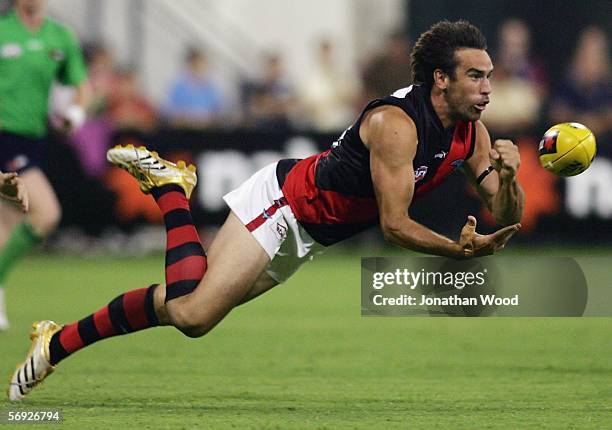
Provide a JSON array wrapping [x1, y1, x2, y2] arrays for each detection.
[[473, 100, 489, 112]]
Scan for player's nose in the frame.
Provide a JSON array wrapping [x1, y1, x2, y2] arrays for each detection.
[[481, 77, 492, 95]]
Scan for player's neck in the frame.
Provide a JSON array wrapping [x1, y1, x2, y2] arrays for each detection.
[[429, 88, 454, 129], [15, 6, 45, 31]]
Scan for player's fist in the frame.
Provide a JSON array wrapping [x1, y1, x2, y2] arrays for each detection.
[[489, 139, 520, 181]]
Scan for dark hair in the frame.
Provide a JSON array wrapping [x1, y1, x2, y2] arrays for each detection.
[[411, 20, 487, 87], [185, 46, 205, 64]]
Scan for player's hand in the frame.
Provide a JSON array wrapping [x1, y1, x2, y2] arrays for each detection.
[[458, 215, 520, 258], [0, 172, 29, 213], [490, 139, 520, 181], [52, 104, 87, 135]]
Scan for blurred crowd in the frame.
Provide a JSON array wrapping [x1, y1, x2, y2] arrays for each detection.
[[62, 19, 610, 180]]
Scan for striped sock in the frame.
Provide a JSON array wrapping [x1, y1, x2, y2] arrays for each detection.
[[151, 184, 207, 302], [48, 284, 159, 365]]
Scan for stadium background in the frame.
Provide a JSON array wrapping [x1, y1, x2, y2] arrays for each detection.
[[1, 1, 611, 428]]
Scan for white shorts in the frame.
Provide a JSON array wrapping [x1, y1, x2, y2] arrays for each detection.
[[223, 162, 324, 283]]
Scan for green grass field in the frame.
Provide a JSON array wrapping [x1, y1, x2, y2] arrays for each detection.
[[1, 251, 611, 429]]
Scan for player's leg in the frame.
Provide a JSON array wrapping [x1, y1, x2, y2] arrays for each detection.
[[0, 169, 60, 283], [0, 168, 61, 330], [7, 281, 171, 401], [7, 146, 278, 400], [164, 210, 271, 337], [105, 145, 278, 336], [238, 271, 278, 305]]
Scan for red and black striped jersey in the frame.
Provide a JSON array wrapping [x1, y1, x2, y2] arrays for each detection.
[[277, 85, 476, 246]]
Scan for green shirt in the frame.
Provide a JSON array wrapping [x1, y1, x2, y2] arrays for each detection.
[[0, 11, 87, 138]]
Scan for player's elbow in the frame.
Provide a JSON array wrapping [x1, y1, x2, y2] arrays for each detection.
[[380, 217, 404, 244]]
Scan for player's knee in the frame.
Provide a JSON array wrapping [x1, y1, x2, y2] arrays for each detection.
[[169, 305, 213, 338], [30, 201, 62, 237]]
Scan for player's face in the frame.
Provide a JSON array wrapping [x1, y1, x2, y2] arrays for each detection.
[[16, 0, 47, 15], [445, 49, 493, 122]]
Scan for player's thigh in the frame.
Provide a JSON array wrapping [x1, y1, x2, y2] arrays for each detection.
[[19, 169, 61, 230], [167, 211, 271, 328], [238, 271, 279, 305], [19, 169, 60, 214]]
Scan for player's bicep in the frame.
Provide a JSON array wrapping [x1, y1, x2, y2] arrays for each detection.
[[464, 121, 498, 210], [364, 108, 418, 231]]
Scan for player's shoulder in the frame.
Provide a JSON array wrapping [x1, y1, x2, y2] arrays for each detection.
[[43, 17, 78, 41], [0, 10, 15, 29], [361, 104, 417, 149], [365, 104, 415, 129]]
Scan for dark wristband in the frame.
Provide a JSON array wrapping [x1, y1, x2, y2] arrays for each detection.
[[476, 165, 494, 185]]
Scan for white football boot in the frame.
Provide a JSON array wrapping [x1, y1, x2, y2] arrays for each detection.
[[106, 145, 197, 198], [7, 320, 62, 401]]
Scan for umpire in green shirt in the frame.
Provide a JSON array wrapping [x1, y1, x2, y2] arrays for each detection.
[[0, 0, 90, 329]]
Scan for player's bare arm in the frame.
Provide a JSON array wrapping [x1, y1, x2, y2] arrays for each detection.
[[61, 80, 91, 133], [363, 107, 520, 258], [464, 120, 525, 225]]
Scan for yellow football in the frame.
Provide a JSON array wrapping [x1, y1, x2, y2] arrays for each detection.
[[538, 123, 597, 177]]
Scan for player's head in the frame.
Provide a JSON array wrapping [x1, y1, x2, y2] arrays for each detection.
[[15, 0, 47, 17], [411, 20, 492, 122]]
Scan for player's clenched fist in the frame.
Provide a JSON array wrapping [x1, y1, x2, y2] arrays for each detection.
[[489, 139, 520, 181]]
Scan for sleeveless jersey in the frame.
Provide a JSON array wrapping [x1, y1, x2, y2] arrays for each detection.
[[277, 85, 476, 246]]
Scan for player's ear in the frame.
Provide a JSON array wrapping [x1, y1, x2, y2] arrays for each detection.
[[433, 69, 449, 91]]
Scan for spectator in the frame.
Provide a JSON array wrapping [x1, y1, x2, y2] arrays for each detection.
[[361, 30, 412, 100], [298, 38, 360, 132], [481, 19, 544, 135], [164, 47, 224, 129], [68, 42, 117, 180], [83, 42, 118, 117], [107, 68, 157, 132], [241, 53, 296, 130], [548, 26, 611, 137]]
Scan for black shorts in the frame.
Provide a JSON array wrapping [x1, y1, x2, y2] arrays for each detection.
[[0, 131, 45, 173]]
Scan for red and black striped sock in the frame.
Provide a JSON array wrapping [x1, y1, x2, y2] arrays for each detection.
[[151, 184, 207, 302], [48, 284, 159, 365]]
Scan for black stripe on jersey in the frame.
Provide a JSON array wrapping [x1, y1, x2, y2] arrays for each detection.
[[299, 219, 378, 247], [276, 159, 300, 188], [315, 152, 376, 198]]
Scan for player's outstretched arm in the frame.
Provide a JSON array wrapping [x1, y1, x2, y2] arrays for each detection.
[[363, 106, 503, 259], [464, 121, 525, 225], [0, 172, 29, 212]]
